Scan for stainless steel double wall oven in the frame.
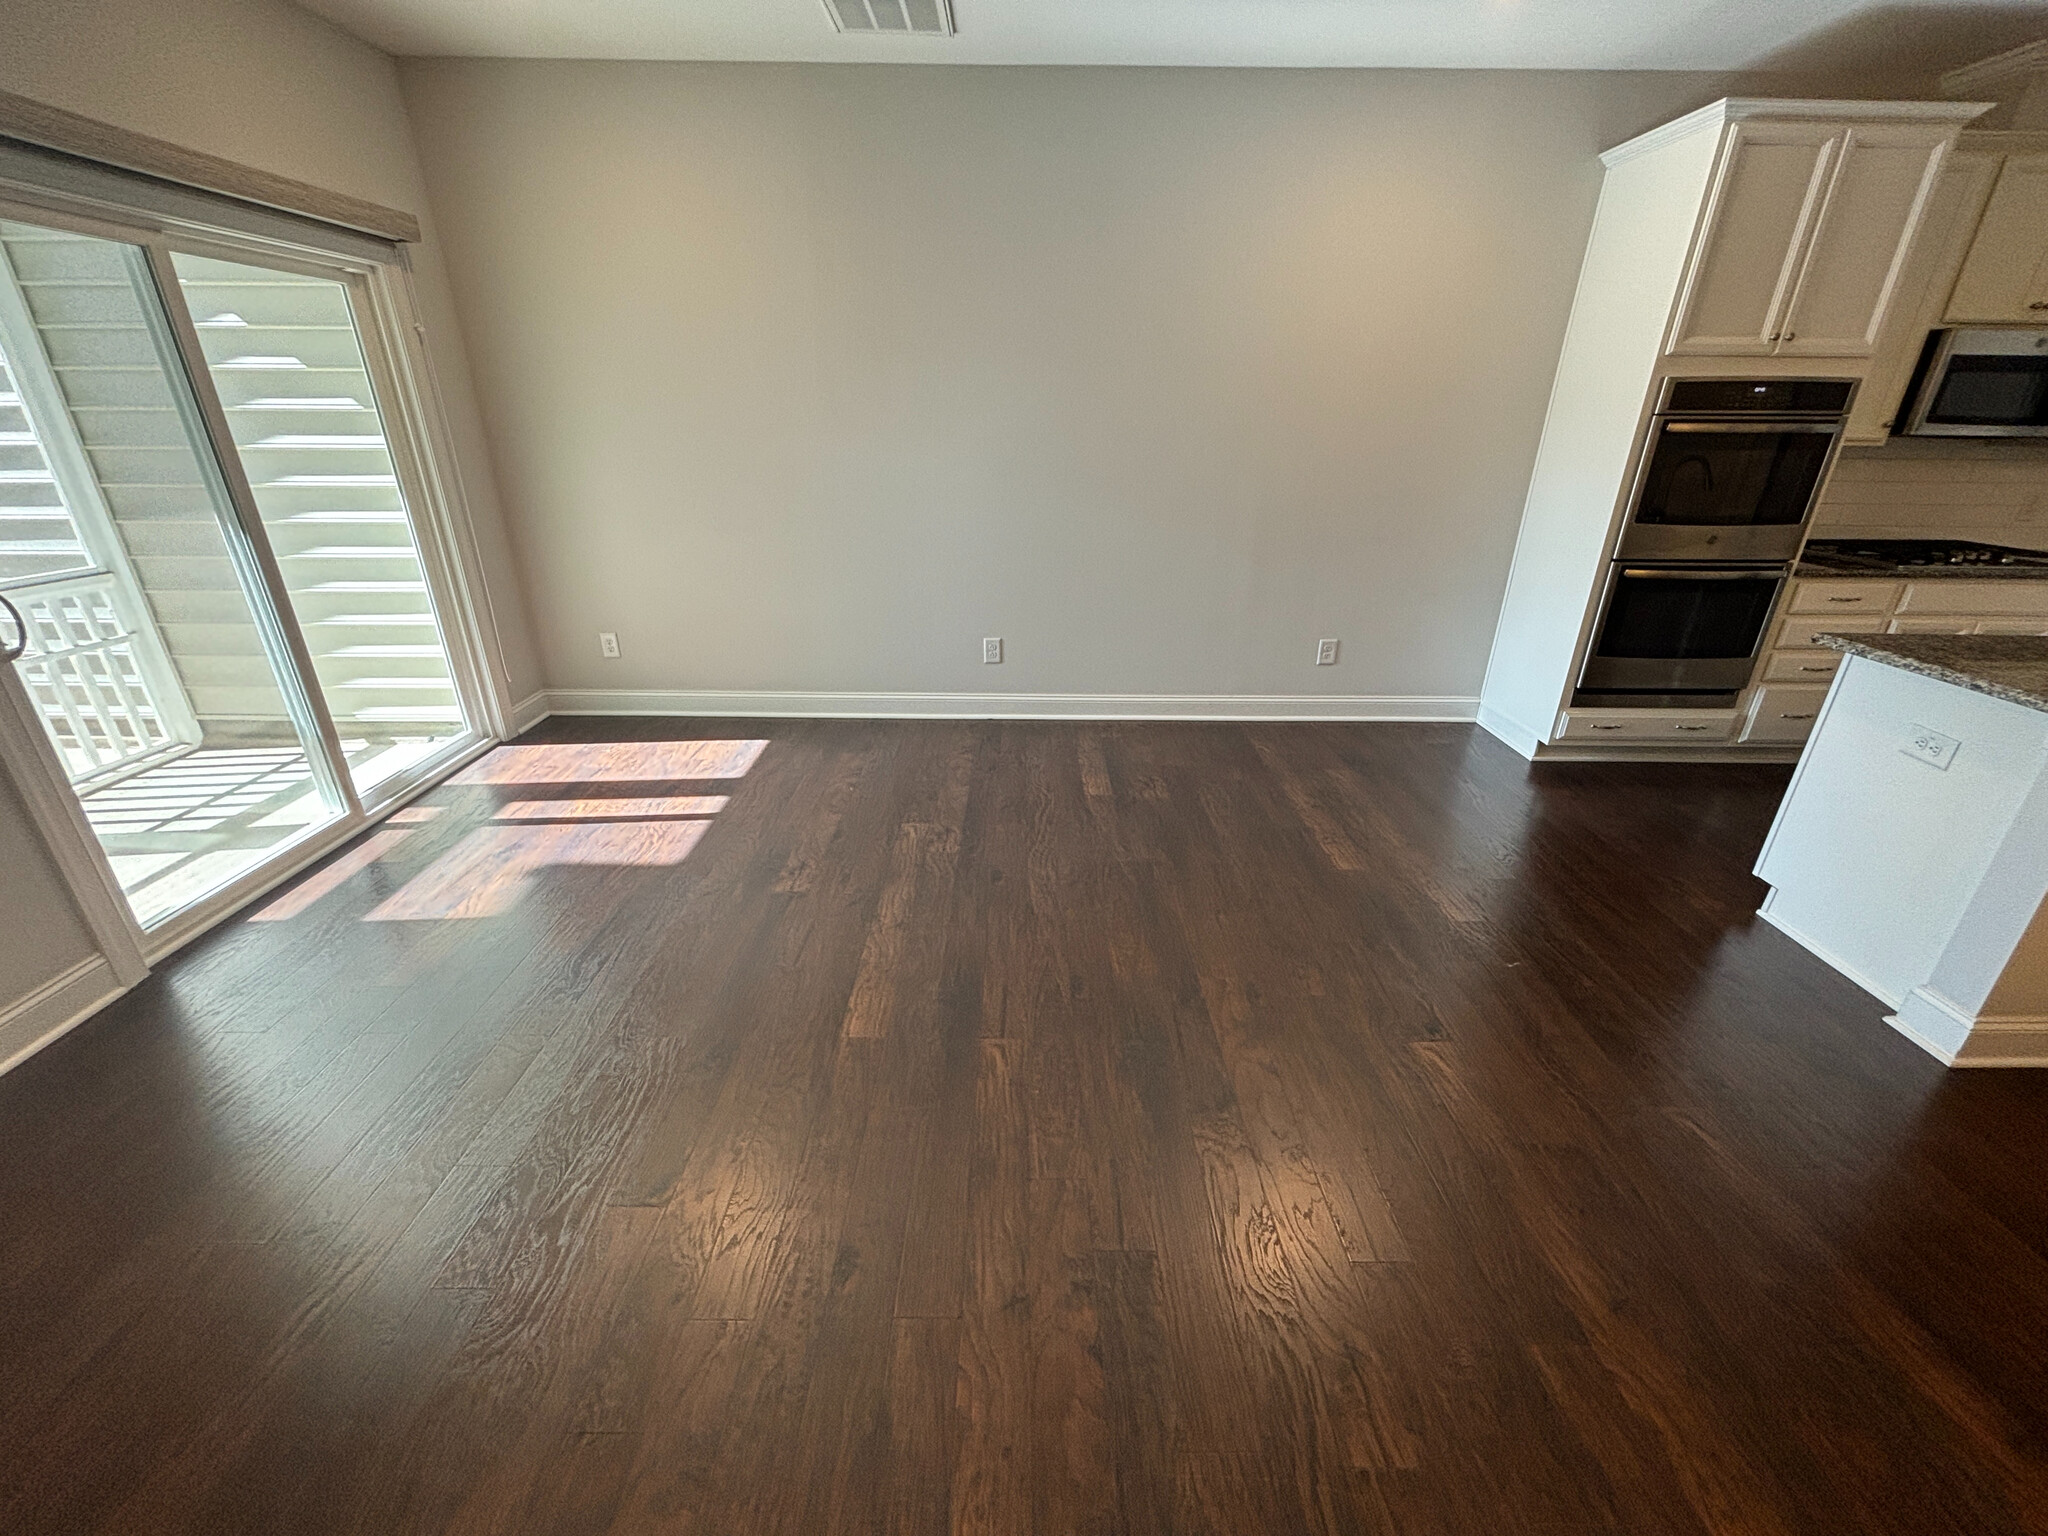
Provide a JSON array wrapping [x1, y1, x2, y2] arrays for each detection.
[[1577, 378, 1855, 705]]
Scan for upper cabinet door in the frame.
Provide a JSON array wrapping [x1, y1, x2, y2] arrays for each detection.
[[1778, 124, 1952, 357], [1945, 153, 2048, 323], [1841, 149, 2001, 444], [1667, 123, 1840, 356]]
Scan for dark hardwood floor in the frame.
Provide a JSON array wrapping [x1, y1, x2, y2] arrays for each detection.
[[4, 718, 2047, 1535]]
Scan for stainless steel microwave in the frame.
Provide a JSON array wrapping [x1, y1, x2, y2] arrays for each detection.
[[1903, 328, 2048, 437]]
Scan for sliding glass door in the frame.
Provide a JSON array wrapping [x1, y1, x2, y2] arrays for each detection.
[[0, 205, 480, 937], [165, 253, 469, 797]]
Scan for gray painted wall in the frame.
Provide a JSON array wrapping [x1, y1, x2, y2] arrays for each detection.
[[0, 758, 96, 1014], [399, 61, 1864, 709]]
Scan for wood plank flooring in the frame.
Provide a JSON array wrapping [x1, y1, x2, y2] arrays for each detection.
[[4, 718, 2047, 1535]]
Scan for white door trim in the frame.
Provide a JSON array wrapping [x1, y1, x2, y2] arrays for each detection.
[[0, 662, 149, 985]]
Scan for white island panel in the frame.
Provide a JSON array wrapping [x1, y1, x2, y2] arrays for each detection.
[[1754, 653, 2048, 1007]]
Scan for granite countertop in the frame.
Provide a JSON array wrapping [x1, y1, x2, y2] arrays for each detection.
[[1794, 558, 2048, 580], [1796, 541, 2048, 580], [1818, 633, 2048, 713]]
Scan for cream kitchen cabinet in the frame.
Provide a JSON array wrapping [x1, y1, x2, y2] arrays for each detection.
[[1785, 579, 1900, 613], [1892, 579, 2048, 615], [1752, 577, 2048, 744], [1669, 120, 1961, 358], [1842, 148, 2003, 442], [1741, 684, 1830, 743], [1945, 152, 2048, 323], [1554, 709, 1735, 743], [1481, 99, 1986, 763]]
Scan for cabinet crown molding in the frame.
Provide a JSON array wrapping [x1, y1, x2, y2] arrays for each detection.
[[1941, 40, 2048, 99], [1959, 129, 2048, 152], [1603, 98, 1994, 169]]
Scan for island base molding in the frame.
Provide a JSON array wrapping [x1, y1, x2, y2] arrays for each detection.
[[1890, 987, 2048, 1068]]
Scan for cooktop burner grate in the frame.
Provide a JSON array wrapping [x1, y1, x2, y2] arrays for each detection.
[[1802, 539, 2048, 570]]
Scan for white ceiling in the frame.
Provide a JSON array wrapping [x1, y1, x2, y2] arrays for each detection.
[[293, 0, 2047, 75]]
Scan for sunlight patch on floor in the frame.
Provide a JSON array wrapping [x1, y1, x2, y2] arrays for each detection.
[[447, 739, 766, 785], [249, 829, 414, 923], [240, 741, 758, 925], [364, 820, 710, 921], [492, 795, 729, 821]]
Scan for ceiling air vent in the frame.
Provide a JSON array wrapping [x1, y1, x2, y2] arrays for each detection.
[[824, 0, 954, 35]]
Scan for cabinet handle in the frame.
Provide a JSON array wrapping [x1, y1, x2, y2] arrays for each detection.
[[2030, 302, 2048, 311], [1783, 332, 1795, 342], [1825, 596, 1863, 603], [1798, 664, 1832, 672], [1589, 724, 1624, 731], [1780, 713, 1816, 721], [1673, 724, 1712, 732]]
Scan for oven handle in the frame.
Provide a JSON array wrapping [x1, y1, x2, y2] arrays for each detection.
[[1657, 421, 1841, 433], [1618, 568, 1784, 581]]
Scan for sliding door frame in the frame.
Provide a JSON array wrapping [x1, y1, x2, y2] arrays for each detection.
[[133, 243, 361, 815], [0, 184, 512, 964], [154, 230, 516, 748]]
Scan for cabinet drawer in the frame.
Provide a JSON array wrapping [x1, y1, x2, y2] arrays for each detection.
[[1777, 614, 1885, 648], [1741, 684, 1829, 744], [1887, 616, 1975, 635], [1895, 580, 2048, 616], [1555, 710, 1735, 743], [1763, 650, 1843, 682], [1787, 580, 1901, 614]]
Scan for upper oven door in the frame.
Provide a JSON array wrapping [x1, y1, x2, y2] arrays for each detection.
[[1616, 419, 1843, 562], [1904, 329, 2048, 437]]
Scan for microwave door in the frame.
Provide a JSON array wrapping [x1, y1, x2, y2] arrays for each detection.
[[1916, 359, 2048, 435], [1904, 329, 2048, 437]]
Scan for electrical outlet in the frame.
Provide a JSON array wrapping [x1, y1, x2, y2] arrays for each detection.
[[982, 637, 1003, 665], [1315, 638, 1339, 666], [598, 631, 620, 659], [1901, 723, 1959, 770]]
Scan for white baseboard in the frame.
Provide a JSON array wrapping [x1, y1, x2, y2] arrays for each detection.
[[510, 689, 551, 734], [539, 689, 1481, 722], [1476, 704, 1543, 759], [1754, 902, 1902, 1008], [1957, 1014, 2048, 1067], [1888, 987, 1971, 1064], [1529, 743, 1803, 764], [1757, 907, 2048, 1069], [1891, 986, 2048, 1067], [0, 953, 127, 1077]]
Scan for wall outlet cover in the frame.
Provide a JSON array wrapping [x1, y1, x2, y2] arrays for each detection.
[[599, 631, 621, 658], [1901, 723, 1959, 770], [1316, 638, 1339, 666], [982, 637, 1002, 664]]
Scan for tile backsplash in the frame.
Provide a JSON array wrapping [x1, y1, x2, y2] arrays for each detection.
[[1812, 439, 2048, 550]]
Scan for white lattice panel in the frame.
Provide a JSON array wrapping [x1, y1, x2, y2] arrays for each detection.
[[15, 575, 186, 785]]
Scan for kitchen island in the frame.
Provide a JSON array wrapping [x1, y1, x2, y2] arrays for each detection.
[[1755, 633, 2048, 1066]]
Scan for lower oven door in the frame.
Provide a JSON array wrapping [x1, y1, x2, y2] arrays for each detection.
[[1579, 564, 1785, 693]]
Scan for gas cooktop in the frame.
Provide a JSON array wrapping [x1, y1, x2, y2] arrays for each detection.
[[1799, 539, 2048, 573]]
